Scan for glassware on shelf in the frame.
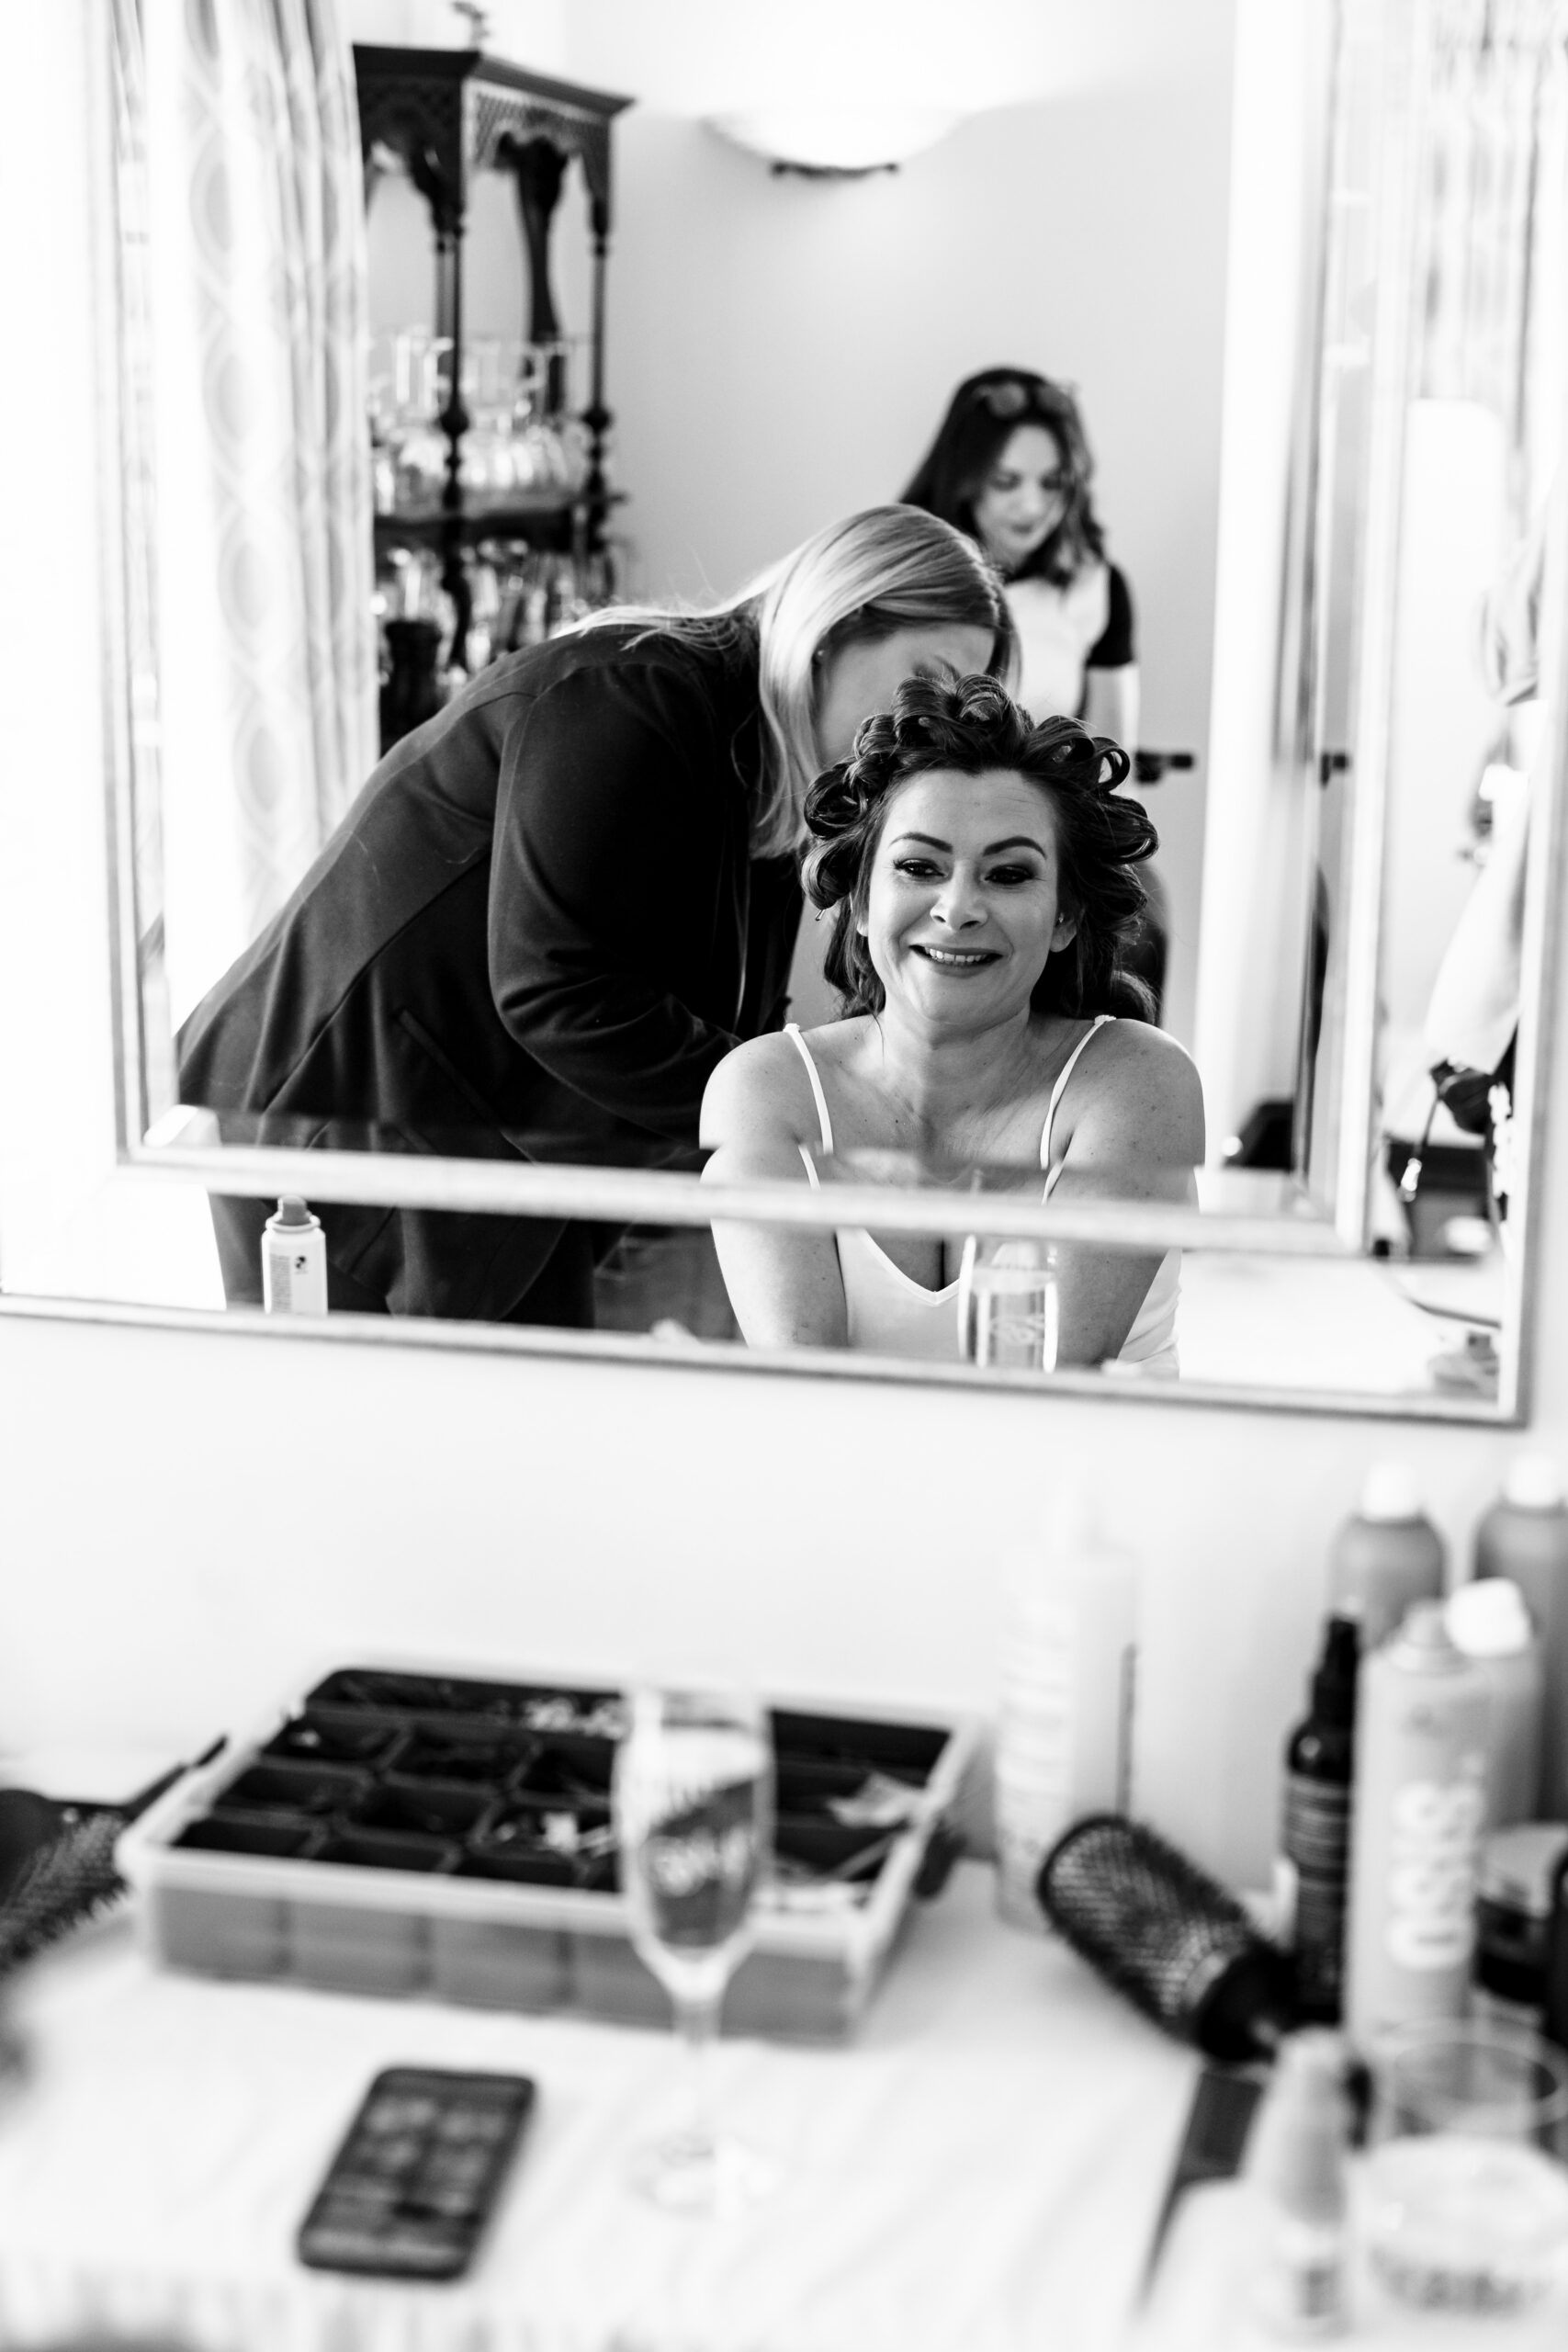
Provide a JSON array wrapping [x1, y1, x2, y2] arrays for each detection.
[[385, 330, 451, 513], [612, 1683, 776, 2214], [458, 337, 517, 503], [504, 342, 572, 495]]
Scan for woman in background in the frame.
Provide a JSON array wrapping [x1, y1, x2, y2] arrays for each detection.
[[179, 508, 1011, 1326], [702, 674, 1201, 1370], [901, 368, 1138, 748]]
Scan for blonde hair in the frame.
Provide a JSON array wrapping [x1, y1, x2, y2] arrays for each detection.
[[581, 506, 1012, 856]]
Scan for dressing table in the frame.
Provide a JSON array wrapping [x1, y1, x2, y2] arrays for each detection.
[[0, 1861, 1194, 2352]]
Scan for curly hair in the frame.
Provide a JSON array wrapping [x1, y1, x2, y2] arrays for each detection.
[[802, 673, 1156, 1021], [901, 369, 1106, 587]]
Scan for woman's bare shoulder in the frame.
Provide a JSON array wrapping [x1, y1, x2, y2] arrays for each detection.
[[1057, 1017, 1204, 1159], [702, 1033, 805, 1132], [1091, 1017, 1200, 1081]]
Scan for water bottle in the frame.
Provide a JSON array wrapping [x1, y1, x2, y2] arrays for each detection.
[[1443, 1577, 1544, 1830], [959, 1238, 1058, 1372], [993, 1486, 1137, 1929], [1326, 1463, 1446, 1651], [1472, 1455, 1568, 1817], [1343, 1600, 1489, 2056]]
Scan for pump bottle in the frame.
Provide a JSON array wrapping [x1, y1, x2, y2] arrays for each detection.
[[261, 1195, 328, 1316], [1326, 1464, 1445, 1652], [1472, 1455, 1568, 1817]]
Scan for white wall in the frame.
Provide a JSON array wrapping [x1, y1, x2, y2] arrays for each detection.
[[355, 0, 1236, 1046], [6, 1, 1568, 1903]]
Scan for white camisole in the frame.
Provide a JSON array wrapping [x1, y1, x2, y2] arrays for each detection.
[[784, 1017, 1180, 1374]]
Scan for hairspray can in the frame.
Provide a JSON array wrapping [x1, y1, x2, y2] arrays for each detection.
[[1326, 1462, 1445, 1651], [1472, 1454, 1568, 1817], [1343, 1600, 1488, 2057], [261, 1195, 328, 1315], [1443, 1577, 1543, 1831]]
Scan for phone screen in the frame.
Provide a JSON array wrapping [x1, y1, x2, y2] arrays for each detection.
[[297, 2064, 536, 2280]]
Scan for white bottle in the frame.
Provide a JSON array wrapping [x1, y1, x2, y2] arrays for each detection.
[[1443, 1577, 1544, 1831], [1246, 2029, 1350, 2339], [992, 1486, 1138, 1929], [261, 1195, 328, 1315]]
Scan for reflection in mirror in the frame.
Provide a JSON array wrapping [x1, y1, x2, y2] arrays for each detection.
[[23, 0, 1561, 1419]]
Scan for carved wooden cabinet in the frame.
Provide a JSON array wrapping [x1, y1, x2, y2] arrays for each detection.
[[353, 46, 631, 741]]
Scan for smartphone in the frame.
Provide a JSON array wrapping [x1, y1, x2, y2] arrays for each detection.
[[297, 2064, 536, 2280]]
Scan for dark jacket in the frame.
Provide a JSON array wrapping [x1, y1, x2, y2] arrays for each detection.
[[178, 624, 802, 1318]]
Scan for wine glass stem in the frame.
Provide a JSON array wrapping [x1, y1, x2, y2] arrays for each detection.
[[674, 1985, 723, 2154]]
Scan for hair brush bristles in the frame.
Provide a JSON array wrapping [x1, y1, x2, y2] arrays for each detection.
[[0, 1804, 128, 1979], [1038, 1813, 1296, 2061]]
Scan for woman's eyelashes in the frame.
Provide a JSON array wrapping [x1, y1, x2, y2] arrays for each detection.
[[892, 856, 1042, 887]]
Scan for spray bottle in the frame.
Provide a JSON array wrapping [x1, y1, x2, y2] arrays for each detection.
[[1343, 1600, 1489, 2056], [993, 1485, 1137, 1928], [1472, 1455, 1568, 1817], [1325, 1464, 1445, 1651], [261, 1195, 328, 1316], [1279, 1616, 1359, 2024], [1247, 2029, 1351, 2339]]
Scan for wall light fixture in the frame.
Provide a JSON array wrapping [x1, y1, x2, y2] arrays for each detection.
[[704, 106, 963, 178]]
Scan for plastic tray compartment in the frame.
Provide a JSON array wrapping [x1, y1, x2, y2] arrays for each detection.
[[117, 1662, 978, 2040]]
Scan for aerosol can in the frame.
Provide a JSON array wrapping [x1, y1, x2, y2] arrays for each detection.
[[1343, 1600, 1488, 2056]]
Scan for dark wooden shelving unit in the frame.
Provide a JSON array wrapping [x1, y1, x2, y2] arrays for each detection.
[[353, 45, 631, 675]]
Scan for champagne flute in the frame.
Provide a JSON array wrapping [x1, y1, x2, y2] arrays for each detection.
[[613, 1683, 775, 2213]]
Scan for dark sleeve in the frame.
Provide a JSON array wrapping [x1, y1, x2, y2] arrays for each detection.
[[487, 662, 746, 1143], [1086, 562, 1136, 670]]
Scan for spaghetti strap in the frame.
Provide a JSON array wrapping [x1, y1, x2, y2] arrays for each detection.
[[1041, 1013, 1115, 1182], [784, 1023, 835, 1173]]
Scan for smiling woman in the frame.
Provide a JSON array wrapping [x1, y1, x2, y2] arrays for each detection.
[[701, 673, 1204, 1365]]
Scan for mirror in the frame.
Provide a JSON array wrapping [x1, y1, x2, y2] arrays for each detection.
[[15, 0, 1562, 1416]]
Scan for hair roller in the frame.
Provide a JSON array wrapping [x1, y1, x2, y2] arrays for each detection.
[[804, 673, 1158, 1023]]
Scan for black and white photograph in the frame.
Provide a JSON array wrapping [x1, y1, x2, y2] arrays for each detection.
[[5, 0, 1568, 2340]]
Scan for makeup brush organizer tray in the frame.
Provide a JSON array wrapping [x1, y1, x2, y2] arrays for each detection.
[[116, 1663, 978, 2040]]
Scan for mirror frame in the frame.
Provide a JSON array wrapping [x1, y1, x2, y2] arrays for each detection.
[[34, 0, 1562, 1424]]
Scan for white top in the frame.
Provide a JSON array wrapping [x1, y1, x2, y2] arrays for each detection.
[[785, 1018, 1180, 1372], [1007, 562, 1112, 720]]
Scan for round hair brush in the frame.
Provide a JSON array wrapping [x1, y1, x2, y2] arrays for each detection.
[[1037, 1812, 1299, 2062]]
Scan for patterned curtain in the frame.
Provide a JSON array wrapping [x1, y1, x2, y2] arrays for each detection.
[[1418, 0, 1568, 523], [144, 0, 377, 1026]]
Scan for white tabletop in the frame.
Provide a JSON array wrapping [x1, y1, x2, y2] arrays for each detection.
[[0, 1861, 1196, 2352]]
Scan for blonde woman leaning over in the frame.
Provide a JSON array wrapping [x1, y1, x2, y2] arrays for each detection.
[[179, 507, 1010, 1325], [701, 673, 1202, 1370]]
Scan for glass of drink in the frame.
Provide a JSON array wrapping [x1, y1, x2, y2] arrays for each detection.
[[612, 1683, 775, 2213], [1359, 2018, 1568, 2320]]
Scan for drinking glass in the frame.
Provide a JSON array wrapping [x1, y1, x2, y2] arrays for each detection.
[[612, 1683, 775, 2213], [1359, 2018, 1568, 2320]]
